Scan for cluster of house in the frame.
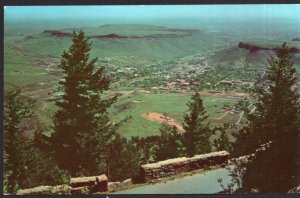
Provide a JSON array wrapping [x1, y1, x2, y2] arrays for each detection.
[[163, 79, 248, 89], [217, 80, 244, 86], [164, 79, 201, 88], [116, 67, 137, 73]]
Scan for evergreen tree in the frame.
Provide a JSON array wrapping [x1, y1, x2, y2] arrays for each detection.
[[233, 43, 300, 192], [4, 90, 67, 194], [4, 89, 34, 194], [51, 30, 117, 176], [183, 92, 211, 157], [131, 135, 161, 164], [213, 123, 233, 152], [19, 130, 69, 190], [153, 124, 184, 161], [107, 134, 140, 181]]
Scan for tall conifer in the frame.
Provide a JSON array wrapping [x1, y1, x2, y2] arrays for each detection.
[[51, 31, 117, 176], [233, 43, 300, 192], [183, 92, 211, 156]]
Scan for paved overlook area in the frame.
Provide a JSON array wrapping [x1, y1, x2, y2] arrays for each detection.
[[114, 166, 235, 194]]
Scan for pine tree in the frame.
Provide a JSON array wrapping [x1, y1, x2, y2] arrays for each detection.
[[183, 92, 211, 157], [19, 136, 69, 190], [153, 124, 184, 161], [4, 89, 34, 194], [107, 133, 140, 181], [213, 123, 233, 152], [4, 90, 69, 194], [51, 30, 117, 176], [234, 43, 300, 192]]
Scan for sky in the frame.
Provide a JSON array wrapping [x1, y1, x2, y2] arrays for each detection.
[[5, 5, 300, 22]]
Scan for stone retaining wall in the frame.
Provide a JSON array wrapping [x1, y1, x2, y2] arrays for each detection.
[[140, 151, 230, 182], [17, 174, 107, 195], [16, 151, 231, 194]]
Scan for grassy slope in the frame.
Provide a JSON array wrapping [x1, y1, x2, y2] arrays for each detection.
[[39, 92, 238, 138], [208, 45, 300, 72], [4, 44, 58, 91], [112, 92, 237, 138], [15, 24, 227, 66], [5, 23, 298, 139], [207, 47, 271, 69]]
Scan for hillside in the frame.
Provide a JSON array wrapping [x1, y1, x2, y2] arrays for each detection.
[[4, 23, 300, 138], [208, 42, 300, 72], [11, 24, 228, 66]]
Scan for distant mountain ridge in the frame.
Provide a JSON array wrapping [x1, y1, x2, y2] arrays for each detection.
[[238, 42, 300, 53], [10, 24, 300, 72], [42, 28, 199, 40]]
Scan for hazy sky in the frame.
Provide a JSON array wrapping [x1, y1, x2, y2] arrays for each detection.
[[5, 5, 300, 22]]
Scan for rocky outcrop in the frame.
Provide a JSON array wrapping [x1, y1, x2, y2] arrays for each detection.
[[238, 42, 300, 53], [43, 30, 72, 37], [238, 42, 270, 53], [140, 151, 230, 182]]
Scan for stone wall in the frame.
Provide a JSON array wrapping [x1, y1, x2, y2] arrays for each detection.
[[108, 178, 133, 192], [140, 151, 230, 182], [16, 151, 231, 194], [17, 174, 108, 195]]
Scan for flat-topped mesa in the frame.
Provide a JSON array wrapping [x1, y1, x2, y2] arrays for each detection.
[[238, 42, 270, 52], [238, 42, 300, 53], [140, 151, 230, 182], [43, 30, 72, 37], [292, 37, 300, 41]]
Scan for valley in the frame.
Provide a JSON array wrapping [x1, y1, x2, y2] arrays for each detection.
[[4, 5, 300, 194], [4, 23, 300, 139]]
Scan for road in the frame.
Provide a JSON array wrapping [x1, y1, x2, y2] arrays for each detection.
[[113, 166, 236, 194]]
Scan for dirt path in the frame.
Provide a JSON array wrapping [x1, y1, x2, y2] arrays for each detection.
[[213, 106, 235, 121], [213, 112, 229, 120], [142, 112, 185, 132]]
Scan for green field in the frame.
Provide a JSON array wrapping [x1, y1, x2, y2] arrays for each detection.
[[37, 92, 238, 138], [4, 44, 59, 91], [4, 23, 299, 139], [112, 92, 238, 138]]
